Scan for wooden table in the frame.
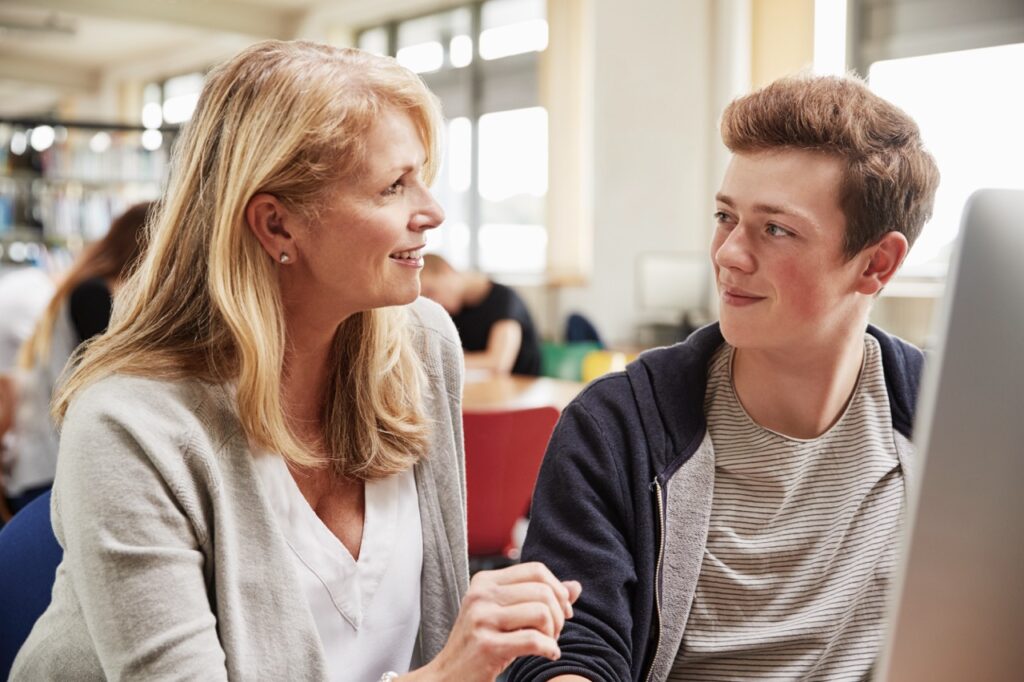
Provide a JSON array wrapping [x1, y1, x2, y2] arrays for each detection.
[[462, 375, 586, 412]]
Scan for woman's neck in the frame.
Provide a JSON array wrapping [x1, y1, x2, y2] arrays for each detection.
[[280, 306, 340, 435]]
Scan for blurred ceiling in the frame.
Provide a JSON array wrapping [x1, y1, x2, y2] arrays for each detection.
[[0, 0, 461, 118]]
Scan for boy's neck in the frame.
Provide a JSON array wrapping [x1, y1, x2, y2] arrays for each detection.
[[730, 329, 867, 440]]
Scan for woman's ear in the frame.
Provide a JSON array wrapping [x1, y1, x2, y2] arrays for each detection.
[[245, 193, 295, 264], [856, 231, 909, 296]]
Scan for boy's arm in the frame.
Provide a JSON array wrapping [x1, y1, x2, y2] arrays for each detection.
[[506, 401, 639, 682]]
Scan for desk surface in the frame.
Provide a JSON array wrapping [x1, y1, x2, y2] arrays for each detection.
[[463, 375, 585, 412]]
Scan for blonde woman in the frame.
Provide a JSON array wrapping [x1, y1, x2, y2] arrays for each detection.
[[11, 41, 579, 681], [1, 202, 152, 515]]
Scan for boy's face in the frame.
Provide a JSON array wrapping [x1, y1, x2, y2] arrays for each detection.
[[711, 148, 869, 352]]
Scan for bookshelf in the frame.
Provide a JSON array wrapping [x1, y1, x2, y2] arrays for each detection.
[[0, 119, 173, 267]]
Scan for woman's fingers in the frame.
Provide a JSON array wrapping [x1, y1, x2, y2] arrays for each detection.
[[425, 565, 580, 680], [492, 601, 560, 638], [563, 579, 583, 604], [475, 562, 574, 616], [482, 624, 562, 662], [493, 584, 565, 637], [484, 561, 565, 589], [487, 582, 566, 635]]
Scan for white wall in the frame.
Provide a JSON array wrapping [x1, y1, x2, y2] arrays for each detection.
[[555, 0, 715, 345]]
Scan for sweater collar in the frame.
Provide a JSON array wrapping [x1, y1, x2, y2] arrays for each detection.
[[628, 322, 923, 479]]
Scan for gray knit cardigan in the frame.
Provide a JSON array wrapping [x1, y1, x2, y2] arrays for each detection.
[[11, 297, 469, 680]]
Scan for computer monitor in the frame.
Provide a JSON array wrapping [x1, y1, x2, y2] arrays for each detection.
[[878, 189, 1024, 681]]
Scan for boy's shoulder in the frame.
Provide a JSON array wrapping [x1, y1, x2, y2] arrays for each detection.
[[866, 325, 925, 438], [561, 325, 725, 470], [572, 325, 722, 415]]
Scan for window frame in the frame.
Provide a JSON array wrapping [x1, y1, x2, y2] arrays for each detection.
[[356, 1, 546, 275]]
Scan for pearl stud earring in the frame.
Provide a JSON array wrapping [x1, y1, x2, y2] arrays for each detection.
[[279, 252, 290, 264]]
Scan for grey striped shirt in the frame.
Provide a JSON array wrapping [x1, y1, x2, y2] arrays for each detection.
[[669, 336, 905, 681]]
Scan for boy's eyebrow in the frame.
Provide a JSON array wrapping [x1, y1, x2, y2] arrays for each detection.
[[715, 193, 818, 228]]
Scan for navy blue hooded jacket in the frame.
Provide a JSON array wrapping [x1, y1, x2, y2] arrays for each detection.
[[506, 323, 923, 681]]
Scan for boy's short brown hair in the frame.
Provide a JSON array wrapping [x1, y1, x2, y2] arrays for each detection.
[[720, 74, 940, 259]]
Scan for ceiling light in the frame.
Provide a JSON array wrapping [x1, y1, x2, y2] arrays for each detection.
[[90, 131, 112, 153], [141, 129, 162, 151], [30, 125, 55, 152]]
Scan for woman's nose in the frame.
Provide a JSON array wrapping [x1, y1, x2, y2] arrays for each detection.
[[412, 192, 445, 232]]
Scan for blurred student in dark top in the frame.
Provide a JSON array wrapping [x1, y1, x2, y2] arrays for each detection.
[[0, 201, 153, 514], [420, 253, 541, 376]]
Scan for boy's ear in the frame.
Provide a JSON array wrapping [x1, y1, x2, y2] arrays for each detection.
[[856, 231, 909, 296]]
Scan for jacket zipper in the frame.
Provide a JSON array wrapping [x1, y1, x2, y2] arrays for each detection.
[[643, 477, 667, 682]]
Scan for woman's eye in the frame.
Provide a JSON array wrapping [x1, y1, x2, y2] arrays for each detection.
[[382, 179, 403, 196]]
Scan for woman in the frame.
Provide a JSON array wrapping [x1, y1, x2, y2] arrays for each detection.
[[11, 41, 578, 681], [1, 202, 152, 515]]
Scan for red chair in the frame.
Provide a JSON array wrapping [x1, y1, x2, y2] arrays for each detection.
[[463, 406, 560, 562]]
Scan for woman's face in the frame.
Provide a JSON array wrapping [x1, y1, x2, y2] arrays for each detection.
[[283, 109, 444, 322]]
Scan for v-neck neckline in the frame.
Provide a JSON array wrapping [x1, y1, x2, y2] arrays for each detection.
[[256, 455, 403, 630]]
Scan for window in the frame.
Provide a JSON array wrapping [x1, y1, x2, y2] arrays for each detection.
[[868, 43, 1024, 276], [818, 2, 1024, 279], [812, 0, 846, 77], [394, 9, 472, 73], [161, 73, 204, 125], [844, 0, 1024, 279], [478, 106, 547, 273], [139, 71, 205, 151], [358, 0, 548, 278], [480, 0, 547, 60]]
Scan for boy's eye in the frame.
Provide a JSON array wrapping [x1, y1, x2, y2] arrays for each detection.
[[766, 223, 791, 237], [713, 211, 732, 224]]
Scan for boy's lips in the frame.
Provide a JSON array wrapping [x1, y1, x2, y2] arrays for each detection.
[[720, 282, 766, 305], [720, 282, 764, 299]]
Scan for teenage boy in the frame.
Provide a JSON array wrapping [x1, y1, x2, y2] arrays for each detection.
[[507, 74, 939, 681]]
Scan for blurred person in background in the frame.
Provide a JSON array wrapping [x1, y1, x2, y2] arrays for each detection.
[[11, 41, 578, 681], [0, 262, 54, 519], [0, 202, 153, 517], [420, 253, 542, 376], [0, 264, 54, 370]]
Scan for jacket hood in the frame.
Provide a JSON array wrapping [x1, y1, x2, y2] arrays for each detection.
[[626, 324, 725, 481], [626, 322, 923, 482]]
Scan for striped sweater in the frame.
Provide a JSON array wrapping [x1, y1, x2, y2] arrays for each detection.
[[670, 336, 904, 680]]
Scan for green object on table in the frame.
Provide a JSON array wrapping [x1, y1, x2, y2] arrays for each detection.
[[540, 341, 602, 381]]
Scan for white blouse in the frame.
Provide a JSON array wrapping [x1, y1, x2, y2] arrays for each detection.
[[255, 455, 423, 680]]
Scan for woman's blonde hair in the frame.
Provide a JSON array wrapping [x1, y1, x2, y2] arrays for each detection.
[[18, 201, 153, 370], [55, 41, 444, 480]]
